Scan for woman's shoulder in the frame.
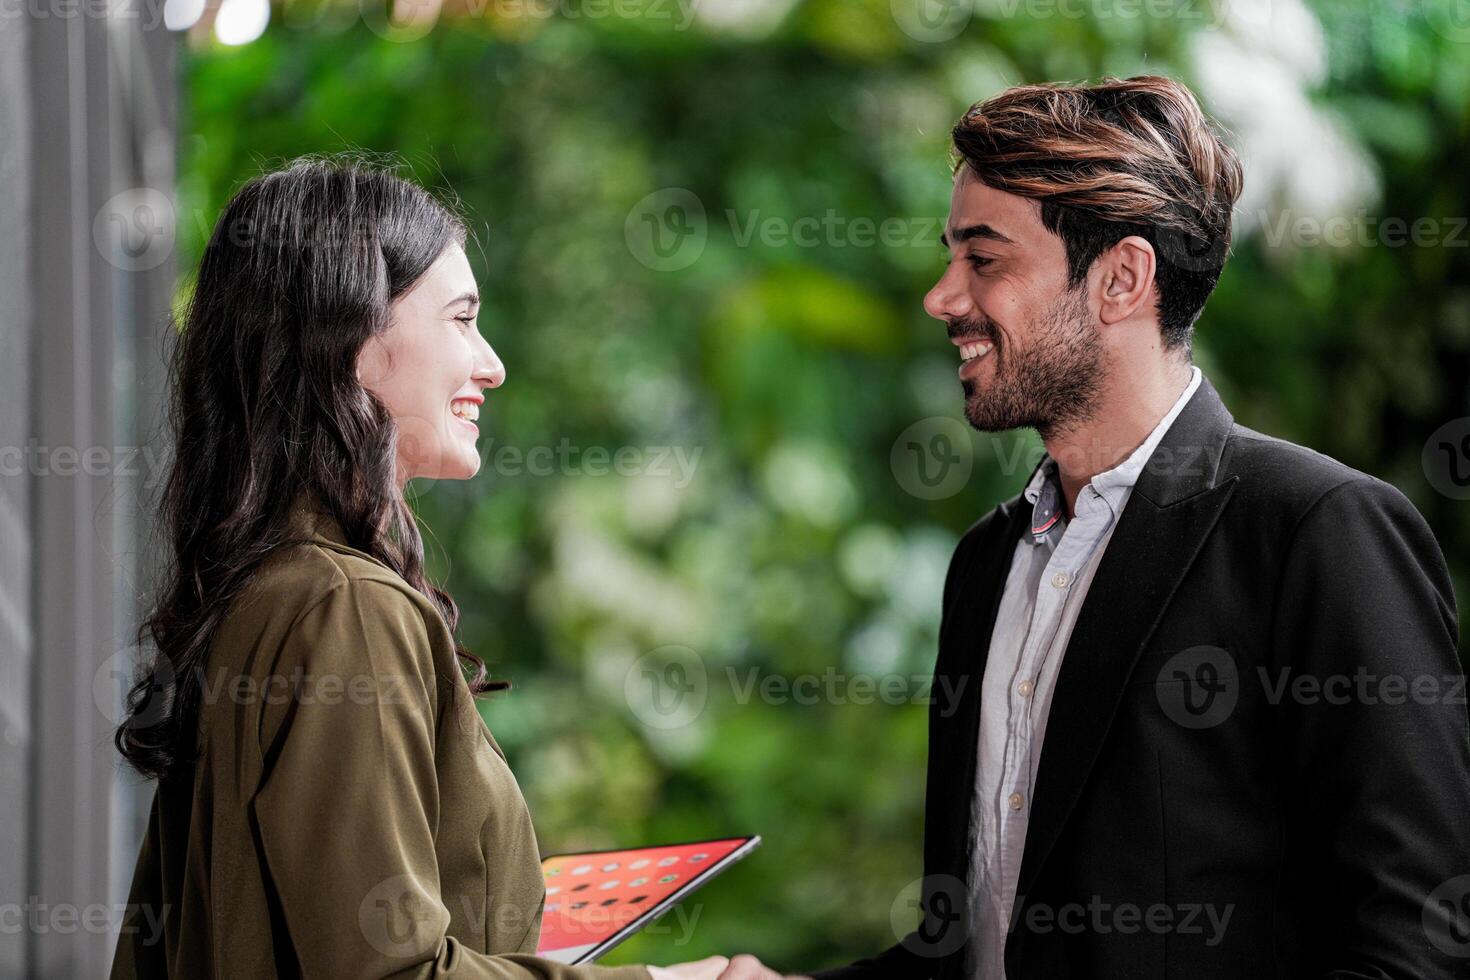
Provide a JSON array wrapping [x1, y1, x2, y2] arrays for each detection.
[[246, 540, 445, 651], [245, 494, 442, 632]]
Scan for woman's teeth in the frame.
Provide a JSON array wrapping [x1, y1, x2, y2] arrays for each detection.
[[959, 340, 994, 362], [450, 400, 480, 421]]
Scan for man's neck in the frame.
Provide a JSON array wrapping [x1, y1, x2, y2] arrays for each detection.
[[1043, 358, 1194, 519]]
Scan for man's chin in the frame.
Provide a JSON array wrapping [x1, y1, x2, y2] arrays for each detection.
[[962, 388, 1018, 434]]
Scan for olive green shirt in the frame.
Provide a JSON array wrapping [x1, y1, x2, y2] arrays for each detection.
[[111, 493, 654, 980]]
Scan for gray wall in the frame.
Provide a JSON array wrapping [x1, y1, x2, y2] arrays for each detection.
[[1, 3, 175, 975], [0, 7, 36, 976]]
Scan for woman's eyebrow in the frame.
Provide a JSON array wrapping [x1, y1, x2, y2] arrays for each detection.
[[442, 291, 480, 310]]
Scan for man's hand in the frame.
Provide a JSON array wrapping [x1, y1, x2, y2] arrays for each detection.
[[648, 956, 730, 980], [716, 953, 812, 979]]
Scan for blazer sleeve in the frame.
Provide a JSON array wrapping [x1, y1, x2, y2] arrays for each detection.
[[251, 578, 652, 980], [810, 520, 989, 980], [1271, 476, 1470, 979]]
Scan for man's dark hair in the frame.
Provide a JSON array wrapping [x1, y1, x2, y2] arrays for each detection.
[[952, 75, 1245, 352]]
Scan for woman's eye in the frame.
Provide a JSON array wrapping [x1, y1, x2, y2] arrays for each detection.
[[455, 315, 475, 328]]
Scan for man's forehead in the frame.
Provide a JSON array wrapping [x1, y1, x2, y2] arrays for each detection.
[[944, 170, 1037, 243]]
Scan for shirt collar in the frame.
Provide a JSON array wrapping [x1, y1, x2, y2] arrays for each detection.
[[1023, 366, 1202, 543]]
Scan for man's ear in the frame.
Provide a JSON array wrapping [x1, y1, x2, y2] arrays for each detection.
[[1096, 235, 1156, 326]]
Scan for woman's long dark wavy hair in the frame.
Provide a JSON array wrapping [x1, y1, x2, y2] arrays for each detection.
[[117, 156, 508, 782]]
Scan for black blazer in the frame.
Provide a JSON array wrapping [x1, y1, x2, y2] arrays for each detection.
[[816, 375, 1470, 979]]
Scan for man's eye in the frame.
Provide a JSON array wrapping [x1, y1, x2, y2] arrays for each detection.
[[968, 255, 993, 270]]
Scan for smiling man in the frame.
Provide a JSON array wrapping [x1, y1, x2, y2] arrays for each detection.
[[800, 75, 1470, 980]]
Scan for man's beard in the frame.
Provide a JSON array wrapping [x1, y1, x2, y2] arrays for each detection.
[[956, 286, 1106, 441]]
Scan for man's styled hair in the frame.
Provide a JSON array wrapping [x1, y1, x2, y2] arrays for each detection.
[[951, 75, 1244, 352]]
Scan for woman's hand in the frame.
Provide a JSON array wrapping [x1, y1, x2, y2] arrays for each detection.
[[648, 955, 730, 980]]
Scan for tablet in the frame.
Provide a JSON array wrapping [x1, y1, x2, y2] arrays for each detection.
[[535, 835, 761, 964]]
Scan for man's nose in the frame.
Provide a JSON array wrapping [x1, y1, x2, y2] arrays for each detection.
[[924, 264, 974, 323]]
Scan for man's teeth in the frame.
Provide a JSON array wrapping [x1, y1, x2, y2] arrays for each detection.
[[450, 401, 480, 421], [959, 340, 994, 362]]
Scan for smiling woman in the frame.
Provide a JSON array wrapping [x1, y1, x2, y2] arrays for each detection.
[[108, 157, 731, 980], [356, 242, 505, 483]]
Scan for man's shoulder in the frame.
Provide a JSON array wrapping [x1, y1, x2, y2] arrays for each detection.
[[1220, 421, 1421, 527]]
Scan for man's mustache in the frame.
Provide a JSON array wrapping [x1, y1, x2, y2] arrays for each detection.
[[947, 316, 997, 344]]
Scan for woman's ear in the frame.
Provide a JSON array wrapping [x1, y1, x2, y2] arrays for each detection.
[[356, 335, 385, 389]]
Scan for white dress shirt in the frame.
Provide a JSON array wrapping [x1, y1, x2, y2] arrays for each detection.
[[966, 367, 1202, 980]]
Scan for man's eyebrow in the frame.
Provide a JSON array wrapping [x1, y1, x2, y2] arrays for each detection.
[[939, 223, 1017, 248], [443, 291, 480, 310]]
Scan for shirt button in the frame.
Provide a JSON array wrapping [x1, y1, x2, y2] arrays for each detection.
[[1017, 679, 1034, 698], [1008, 792, 1024, 811], [1051, 571, 1070, 589]]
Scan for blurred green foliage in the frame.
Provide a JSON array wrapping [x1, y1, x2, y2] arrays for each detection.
[[179, 0, 1469, 970]]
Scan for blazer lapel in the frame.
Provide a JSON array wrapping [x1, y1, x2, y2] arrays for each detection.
[[1013, 375, 1239, 902], [931, 495, 1032, 884]]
